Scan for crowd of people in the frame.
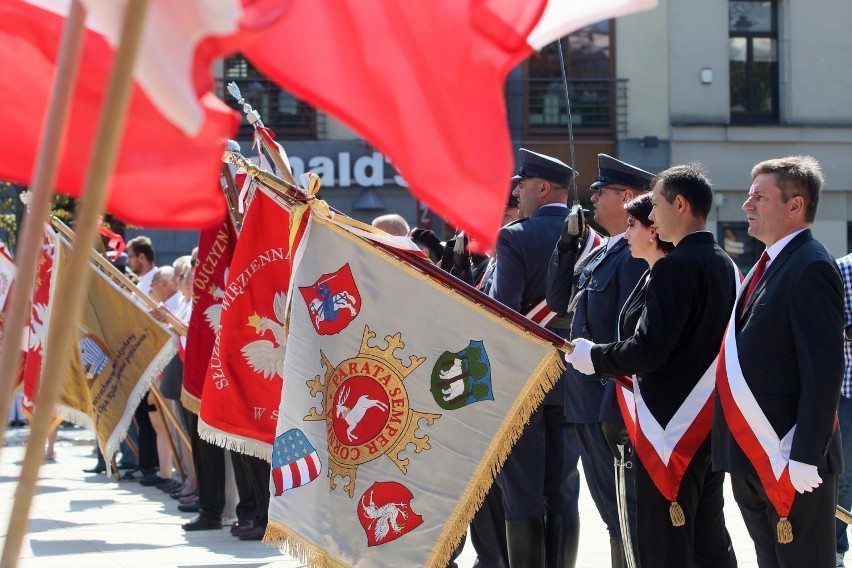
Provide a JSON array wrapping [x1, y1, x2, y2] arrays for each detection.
[[29, 147, 851, 567], [405, 149, 848, 568]]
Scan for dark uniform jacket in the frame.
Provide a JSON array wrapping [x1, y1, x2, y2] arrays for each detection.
[[547, 237, 646, 422], [490, 204, 568, 404], [712, 229, 844, 473], [590, 231, 736, 427]]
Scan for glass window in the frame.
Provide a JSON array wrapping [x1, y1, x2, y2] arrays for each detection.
[[729, 1, 779, 124], [523, 23, 619, 133], [719, 221, 763, 273]]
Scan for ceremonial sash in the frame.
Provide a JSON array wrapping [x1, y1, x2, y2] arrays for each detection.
[[525, 229, 603, 327], [716, 305, 802, 543], [614, 259, 740, 526]]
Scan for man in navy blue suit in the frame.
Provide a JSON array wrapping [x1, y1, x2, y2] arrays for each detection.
[[490, 148, 581, 568], [546, 154, 653, 567]]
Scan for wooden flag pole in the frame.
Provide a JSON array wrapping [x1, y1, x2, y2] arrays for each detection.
[[148, 384, 192, 462], [0, 0, 86, 467], [1, 0, 151, 565]]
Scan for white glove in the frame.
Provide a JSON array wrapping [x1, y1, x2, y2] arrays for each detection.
[[788, 459, 822, 494], [565, 338, 596, 375]]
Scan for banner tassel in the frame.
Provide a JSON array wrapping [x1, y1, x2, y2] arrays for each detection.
[[669, 501, 685, 526], [777, 517, 793, 543]]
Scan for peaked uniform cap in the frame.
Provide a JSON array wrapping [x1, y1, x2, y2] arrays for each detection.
[[590, 154, 655, 190], [511, 148, 578, 187]]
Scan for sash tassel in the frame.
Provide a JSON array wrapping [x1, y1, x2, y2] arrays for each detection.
[[777, 517, 793, 544], [669, 501, 685, 527]]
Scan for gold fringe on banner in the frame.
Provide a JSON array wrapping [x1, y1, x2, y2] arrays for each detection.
[[777, 517, 793, 543], [180, 388, 200, 415], [427, 348, 565, 568], [264, 522, 350, 568], [669, 501, 686, 527]]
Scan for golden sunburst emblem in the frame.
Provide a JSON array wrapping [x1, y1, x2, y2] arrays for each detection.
[[304, 325, 441, 497]]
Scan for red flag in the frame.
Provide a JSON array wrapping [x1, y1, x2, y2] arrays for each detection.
[[0, 0, 239, 229], [241, 0, 657, 251], [21, 227, 60, 415], [182, 220, 237, 414], [198, 188, 308, 457]]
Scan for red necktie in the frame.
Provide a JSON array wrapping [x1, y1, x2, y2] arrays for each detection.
[[738, 251, 770, 319]]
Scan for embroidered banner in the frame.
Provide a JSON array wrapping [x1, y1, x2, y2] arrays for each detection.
[[23, 230, 176, 459], [198, 188, 308, 458], [266, 211, 565, 568], [182, 219, 236, 413]]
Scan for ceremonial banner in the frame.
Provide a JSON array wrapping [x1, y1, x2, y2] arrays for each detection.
[[21, 227, 61, 416], [182, 220, 237, 413], [266, 212, 565, 568], [198, 188, 307, 457], [0, 241, 15, 346], [22, 231, 176, 459], [77, 239, 177, 459]]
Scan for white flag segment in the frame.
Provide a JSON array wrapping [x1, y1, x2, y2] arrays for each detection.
[[268, 214, 564, 568], [22, 0, 240, 136], [0, 245, 15, 311], [526, 0, 658, 50]]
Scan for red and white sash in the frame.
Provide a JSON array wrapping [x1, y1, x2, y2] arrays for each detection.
[[615, 259, 740, 512], [716, 310, 796, 522], [525, 229, 603, 327]]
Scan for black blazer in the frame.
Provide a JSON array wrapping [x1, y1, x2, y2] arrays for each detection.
[[712, 229, 844, 473], [590, 231, 737, 427]]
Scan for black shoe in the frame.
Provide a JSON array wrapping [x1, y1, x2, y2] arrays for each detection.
[[231, 519, 253, 536], [120, 469, 144, 481], [139, 474, 165, 486], [170, 490, 196, 500], [177, 501, 200, 513], [159, 479, 182, 493], [82, 465, 106, 474], [238, 525, 267, 540], [116, 461, 137, 470], [182, 516, 222, 531]]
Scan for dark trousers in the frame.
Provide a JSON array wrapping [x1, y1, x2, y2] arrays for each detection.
[[185, 410, 224, 519], [634, 437, 736, 568], [497, 403, 580, 520], [576, 422, 637, 541], [470, 482, 509, 568], [732, 470, 838, 568], [837, 395, 852, 555], [234, 452, 271, 527], [134, 393, 157, 474]]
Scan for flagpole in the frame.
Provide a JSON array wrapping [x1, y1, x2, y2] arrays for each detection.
[[1, 0, 151, 565], [49, 217, 188, 335], [0, 0, 87, 466]]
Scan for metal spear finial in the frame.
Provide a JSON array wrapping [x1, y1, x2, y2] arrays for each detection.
[[226, 81, 263, 127]]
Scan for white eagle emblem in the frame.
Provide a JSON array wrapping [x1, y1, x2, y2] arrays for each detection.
[[203, 284, 225, 331], [241, 291, 287, 380], [28, 303, 49, 352]]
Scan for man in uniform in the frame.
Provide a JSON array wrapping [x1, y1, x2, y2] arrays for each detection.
[[714, 156, 843, 567], [546, 154, 652, 567], [566, 164, 738, 567], [490, 148, 581, 567]]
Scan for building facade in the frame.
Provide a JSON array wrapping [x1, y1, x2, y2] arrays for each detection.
[[210, 0, 852, 270]]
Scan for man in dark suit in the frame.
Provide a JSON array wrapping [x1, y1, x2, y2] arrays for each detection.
[[546, 154, 652, 568], [713, 155, 843, 567], [566, 164, 738, 567], [490, 148, 581, 568]]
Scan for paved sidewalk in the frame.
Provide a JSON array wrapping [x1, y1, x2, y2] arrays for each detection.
[[0, 424, 774, 567]]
